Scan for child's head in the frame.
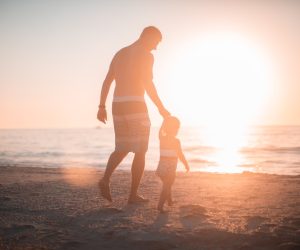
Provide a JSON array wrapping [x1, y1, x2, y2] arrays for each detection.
[[161, 116, 180, 137]]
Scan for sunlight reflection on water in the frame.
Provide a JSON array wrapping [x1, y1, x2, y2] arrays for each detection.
[[1, 127, 300, 175], [194, 125, 251, 173]]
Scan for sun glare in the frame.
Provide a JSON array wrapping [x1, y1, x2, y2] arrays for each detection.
[[168, 31, 274, 128], [168, 31, 275, 173]]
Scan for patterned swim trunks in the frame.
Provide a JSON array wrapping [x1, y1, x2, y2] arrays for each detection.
[[112, 96, 151, 153]]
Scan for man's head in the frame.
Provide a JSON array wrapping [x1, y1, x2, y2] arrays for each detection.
[[139, 26, 162, 51]]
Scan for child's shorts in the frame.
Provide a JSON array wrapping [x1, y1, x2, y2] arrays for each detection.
[[156, 158, 177, 178]]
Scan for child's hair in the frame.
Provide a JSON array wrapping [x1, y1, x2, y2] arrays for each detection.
[[160, 116, 180, 137]]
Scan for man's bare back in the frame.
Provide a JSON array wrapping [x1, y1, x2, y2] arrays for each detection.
[[112, 42, 154, 97]]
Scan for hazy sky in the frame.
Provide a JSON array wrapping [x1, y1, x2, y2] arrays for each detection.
[[0, 0, 299, 128]]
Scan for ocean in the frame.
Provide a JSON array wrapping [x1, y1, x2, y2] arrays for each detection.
[[0, 126, 300, 175]]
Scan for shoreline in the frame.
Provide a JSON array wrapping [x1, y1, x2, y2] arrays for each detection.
[[0, 166, 300, 249], [1, 165, 299, 178]]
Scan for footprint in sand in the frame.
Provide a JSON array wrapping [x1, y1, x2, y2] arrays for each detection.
[[179, 205, 210, 229], [244, 216, 268, 231]]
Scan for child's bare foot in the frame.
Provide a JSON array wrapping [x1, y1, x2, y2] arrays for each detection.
[[128, 194, 149, 204], [98, 179, 112, 202]]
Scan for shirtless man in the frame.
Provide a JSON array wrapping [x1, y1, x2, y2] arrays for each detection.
[[97, 26, 170, 203]]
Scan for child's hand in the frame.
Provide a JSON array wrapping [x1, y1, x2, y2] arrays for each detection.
[[185, 164, 190, 173]]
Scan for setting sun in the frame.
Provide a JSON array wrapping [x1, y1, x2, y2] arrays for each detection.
[[168, 31, 275, 128]]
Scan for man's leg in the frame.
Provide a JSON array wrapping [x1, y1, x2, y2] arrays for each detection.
[[99, 150, 128, 201], [128, 151, 148, 203]]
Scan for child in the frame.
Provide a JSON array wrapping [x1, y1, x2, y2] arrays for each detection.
[[156, 116, 190, 213]]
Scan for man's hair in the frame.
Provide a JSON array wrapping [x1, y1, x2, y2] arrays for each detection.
[[140, 26, 162, 40]]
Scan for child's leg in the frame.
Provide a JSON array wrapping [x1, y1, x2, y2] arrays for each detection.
[[158, 176, 173, 212], [167, 175, 175, 206], [157, 180, 168, 212]]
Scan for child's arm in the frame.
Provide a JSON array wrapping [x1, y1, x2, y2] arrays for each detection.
[[177, 140, 190, 172]]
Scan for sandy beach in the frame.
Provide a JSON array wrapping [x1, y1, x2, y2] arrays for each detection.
[[0, 166, 299, 250]]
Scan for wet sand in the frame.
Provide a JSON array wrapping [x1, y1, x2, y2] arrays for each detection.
[[0, 166, 300, 250]]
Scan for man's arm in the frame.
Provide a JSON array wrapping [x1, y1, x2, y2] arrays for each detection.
[[145, 80, 170, 117], [97, 61, 115, 124], [144, 54, 170, 117]]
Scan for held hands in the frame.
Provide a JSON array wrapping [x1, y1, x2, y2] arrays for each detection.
[[97, 107, 107, 124]]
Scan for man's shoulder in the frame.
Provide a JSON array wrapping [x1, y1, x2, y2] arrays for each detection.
[[114, 46, 128, 57], [111, 47, 129, 66], [113, 45, 136, 60], [114, 44, 153, 63]]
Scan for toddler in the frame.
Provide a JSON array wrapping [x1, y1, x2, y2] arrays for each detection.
[[156, 116, 190, 213]]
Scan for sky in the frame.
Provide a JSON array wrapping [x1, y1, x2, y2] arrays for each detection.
[[0, 0, 299, 129]]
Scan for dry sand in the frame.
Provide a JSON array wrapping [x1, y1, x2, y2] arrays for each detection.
[[0, 166, 300, 250]]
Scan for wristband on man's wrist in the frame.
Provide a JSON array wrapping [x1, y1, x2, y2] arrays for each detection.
[[98, 104, 106, 109]]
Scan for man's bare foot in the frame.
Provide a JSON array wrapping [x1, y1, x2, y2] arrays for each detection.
[[157, 206, 168, 213], [167, 199, 176, 206], [98, 179, 112, 202], [128, 194, 149, 204]]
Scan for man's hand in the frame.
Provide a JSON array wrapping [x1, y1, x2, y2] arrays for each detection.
[[97, 107, 107, 124], [159, 107, 170, 118]]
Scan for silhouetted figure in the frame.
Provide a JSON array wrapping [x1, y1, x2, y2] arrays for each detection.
[[156, 116, 189, 213], [97, 26, 170, 203]]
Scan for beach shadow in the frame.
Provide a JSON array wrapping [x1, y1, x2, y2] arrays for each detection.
[[152, 212, 169, 229], [179, 204, 213, 230], [72, 206, 124, 227], [122, 202, 145, 214]]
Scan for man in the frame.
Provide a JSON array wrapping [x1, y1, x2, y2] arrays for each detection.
[[97, 26, 170, 203]]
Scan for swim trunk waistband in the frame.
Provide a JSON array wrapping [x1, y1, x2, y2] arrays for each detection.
[[113, 96, 145, 103]]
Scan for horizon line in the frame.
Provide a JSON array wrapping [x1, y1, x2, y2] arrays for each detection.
[[1, 124, 300, 130]]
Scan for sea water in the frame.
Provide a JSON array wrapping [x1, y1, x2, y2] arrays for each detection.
[[0, 126, 300, 175]]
